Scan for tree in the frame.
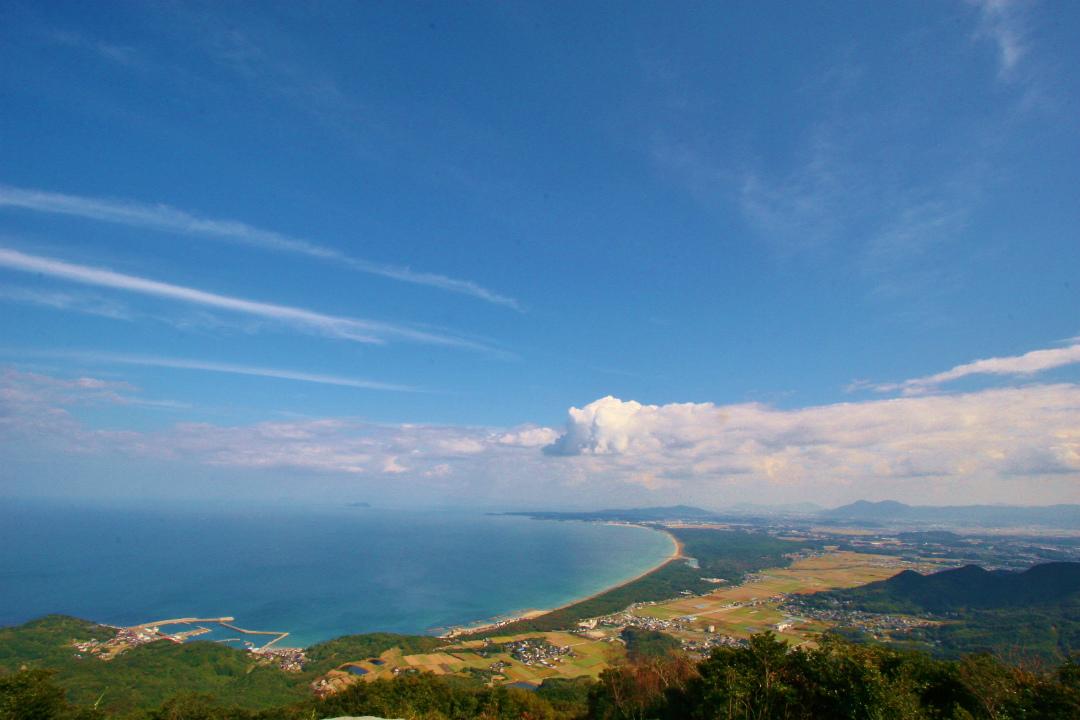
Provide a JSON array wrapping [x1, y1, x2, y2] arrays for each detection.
[[0, 669, 102, 720]]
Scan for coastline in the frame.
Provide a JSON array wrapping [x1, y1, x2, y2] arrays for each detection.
[[442, 524, 683, 638], [5, 508, 686, 648]]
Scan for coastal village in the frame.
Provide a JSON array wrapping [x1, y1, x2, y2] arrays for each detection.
[[69, 617, 306, 672]]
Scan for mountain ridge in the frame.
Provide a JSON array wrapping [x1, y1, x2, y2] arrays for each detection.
[[809, 561, 1080, 614]]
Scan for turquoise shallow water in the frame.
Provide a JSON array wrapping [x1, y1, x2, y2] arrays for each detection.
[[0, 501, 674, 646]]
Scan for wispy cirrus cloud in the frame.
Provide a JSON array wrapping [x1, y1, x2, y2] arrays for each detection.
[[969, 0, 1028, 79], [0, 247, 494, 352], [46, 29, 139, 66], [0, 184, 520, 310], [44, 350, 421, 393], [860, 339, 1080, 394], [0, 285, 132, 320]]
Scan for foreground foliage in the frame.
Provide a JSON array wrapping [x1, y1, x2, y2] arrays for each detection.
[[6, 631, 1080, 719], [589, 633, 1080, 720]]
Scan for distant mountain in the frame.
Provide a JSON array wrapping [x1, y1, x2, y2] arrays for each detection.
[[823, 500, 910, 521], [814, 562, 1080, 615], [723, 502, 824, 516], [509, 501, 1080, 530], [821, 500, 1080, 529], [503, 505, 720, 522]]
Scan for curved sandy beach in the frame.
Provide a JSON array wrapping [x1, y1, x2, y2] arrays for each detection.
[[443, 525, 683, 637]]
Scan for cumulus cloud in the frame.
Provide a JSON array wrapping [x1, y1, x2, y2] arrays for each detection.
[[542, 390, 1080, 503], [545, 396, 722, 456]]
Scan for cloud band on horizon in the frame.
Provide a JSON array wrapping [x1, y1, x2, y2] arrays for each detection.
[[2, 367, 1077, 507]]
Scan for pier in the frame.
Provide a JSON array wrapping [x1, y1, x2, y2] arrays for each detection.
[[130, 616, 234, 629], [220, 622, 290, 650], [127, 617, 288, 651]]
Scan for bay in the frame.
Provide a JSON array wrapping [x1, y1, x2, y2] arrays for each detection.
[[0, 500, 674, 646]]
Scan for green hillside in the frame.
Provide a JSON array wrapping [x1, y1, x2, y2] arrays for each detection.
[[0, 616, 449, 719], [813, 562, 1080, 614], [803, 562, 1080, 660]]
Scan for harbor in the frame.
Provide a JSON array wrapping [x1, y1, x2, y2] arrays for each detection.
[[71, 616, 305, 671]]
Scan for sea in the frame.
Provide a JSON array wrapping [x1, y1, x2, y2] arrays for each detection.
[[0, 500, 674, 647]]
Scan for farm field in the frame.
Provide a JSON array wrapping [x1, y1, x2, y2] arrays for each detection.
[[322, 550, 932, 688], [633, 551, 938, 644], [325, 631, 623, 689]]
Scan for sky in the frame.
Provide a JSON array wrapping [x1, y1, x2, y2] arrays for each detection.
[[1, 1, 1078, 509]]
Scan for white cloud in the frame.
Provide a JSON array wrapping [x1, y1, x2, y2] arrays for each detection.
[[0, 369, 181, 417], [35, 350, 420, 393], [0, 184, 520, 310], [0, 247, 492, 351], [46, 29, 139, 66], [542, 389, 1080, 503], [3, 370, 1078, 506], [546, 396, 721, 456], [870, 340, 1080, 394], [0, 285, 132, 320], [433, 437, 487, 455], [736, 132, 855, 256], [969, 0, 1027, 78], [497, 425, 560, 447]]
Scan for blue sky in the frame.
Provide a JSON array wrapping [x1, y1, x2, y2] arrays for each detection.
[[1, 1, 1078, 508]]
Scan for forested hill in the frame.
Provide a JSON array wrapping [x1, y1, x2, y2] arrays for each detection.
[[810, 562, 1080, 614], [801, 562, 1080, 661]]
